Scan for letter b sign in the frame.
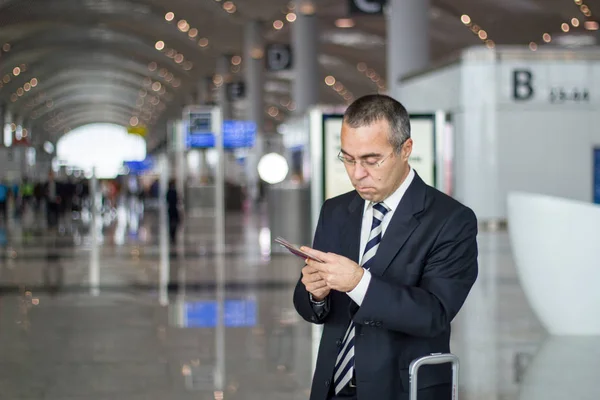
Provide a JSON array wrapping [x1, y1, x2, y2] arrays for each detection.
[[513, 70, 534, 101]]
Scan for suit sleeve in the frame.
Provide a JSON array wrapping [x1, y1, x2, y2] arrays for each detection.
[[353, 206, 478, 337], [293, 201, 332, 324]]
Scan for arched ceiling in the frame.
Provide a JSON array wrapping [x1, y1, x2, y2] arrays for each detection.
[[0, 0, 597, 148]]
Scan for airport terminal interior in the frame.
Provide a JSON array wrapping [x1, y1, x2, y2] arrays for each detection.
[[1, 0, 600, 399]]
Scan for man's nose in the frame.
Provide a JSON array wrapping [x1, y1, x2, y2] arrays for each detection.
[[352, 163, 369, 180]]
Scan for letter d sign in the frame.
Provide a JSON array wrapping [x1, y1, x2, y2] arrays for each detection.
[[513, 69, 534, 101]]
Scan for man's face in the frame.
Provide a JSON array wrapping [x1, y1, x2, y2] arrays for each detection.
[[340, 119, 412, 203]]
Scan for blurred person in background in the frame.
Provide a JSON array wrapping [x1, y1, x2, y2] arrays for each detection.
[[166, 179, 180, 245]]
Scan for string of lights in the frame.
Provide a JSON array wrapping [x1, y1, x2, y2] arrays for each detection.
[[356, 62, 386, 92], [324, 75, 355, 104], [460, 14, 495, 49]]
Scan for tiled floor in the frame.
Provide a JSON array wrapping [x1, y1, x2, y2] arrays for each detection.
[[0, 205, 598, 399]]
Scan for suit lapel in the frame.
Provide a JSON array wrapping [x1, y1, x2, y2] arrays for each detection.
[[340, 192, 364, 263], [368, 172, 427, 277]]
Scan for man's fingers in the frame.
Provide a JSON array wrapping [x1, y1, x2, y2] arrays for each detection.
[[300, 246, 334, 262], [302, 265, 319, 274], [306, 280, 328, 292], [302, 272, 323, 284]]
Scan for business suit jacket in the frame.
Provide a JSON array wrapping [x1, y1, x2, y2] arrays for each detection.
[[293, 172, 478, 400]]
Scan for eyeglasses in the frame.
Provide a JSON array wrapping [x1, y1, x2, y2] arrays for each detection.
[[337, 150, 394, 169]]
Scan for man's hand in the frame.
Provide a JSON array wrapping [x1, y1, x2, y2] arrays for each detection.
[[301, 247, 364, 293], [301, 265, 330, 301]]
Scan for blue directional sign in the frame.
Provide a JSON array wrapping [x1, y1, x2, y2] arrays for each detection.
[[123, 156, 154, 174], [186, 120, 256, 149]]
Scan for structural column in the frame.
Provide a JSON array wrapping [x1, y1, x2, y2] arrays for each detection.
[[217, 56, 233, 120], [386, 0, 430, 100], [244, 20, 266, 203], [292, 3, 319, 116], [3, 107, 12, 147], [196, 77, 212, 105]]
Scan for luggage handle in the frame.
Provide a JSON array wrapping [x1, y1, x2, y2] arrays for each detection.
[[408, 353, 459, 400]]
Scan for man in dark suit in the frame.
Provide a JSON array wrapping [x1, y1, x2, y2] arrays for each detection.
[[293, 94, 478, 400]]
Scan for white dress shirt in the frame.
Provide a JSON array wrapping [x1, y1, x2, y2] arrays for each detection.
[[347, 167, 415, 306]]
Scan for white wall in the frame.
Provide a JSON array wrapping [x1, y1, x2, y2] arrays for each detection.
[[402, 46, 600, 220], [401, 64, 462, 113], [494, 56, 600, 216]]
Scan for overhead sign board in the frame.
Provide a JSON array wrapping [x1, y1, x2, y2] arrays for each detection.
[[186, 119, 256, 149], [349, 0, 386, 15], [127, 125, 148, 137], [123, 156, 154, 174], [266, 43, 293, 71]]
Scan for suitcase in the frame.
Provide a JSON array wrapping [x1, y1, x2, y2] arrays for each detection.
[[408, 353, 459, 400]]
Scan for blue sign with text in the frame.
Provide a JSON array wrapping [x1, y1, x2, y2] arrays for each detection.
[[123, 157, 154, 174], [186, 120, 256, 149]]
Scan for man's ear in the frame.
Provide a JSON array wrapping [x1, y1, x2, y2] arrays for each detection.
[[402, 138, 413, 161]]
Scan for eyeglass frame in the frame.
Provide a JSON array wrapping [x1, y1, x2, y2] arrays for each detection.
[[337, 150, 394, 169], [336, 139, 407, 169]]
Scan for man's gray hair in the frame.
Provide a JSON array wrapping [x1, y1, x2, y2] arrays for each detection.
[[343, 94, 411, 154]]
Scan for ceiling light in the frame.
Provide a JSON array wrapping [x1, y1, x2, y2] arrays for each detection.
[[165, 12, 175, 21], [357, 62, 367, 72], [152, 82, 161, 91], [223, 1, 235, 11], [177, 20, 190, 32], [572, 17, 580, 27], [461, 14, 471, 25], [529, 42, 538, 51], [174, 54, 184, 63], [130, 117, 139, 126], [542, 33, 552, 43], [24, 83, 31, 91], [250, 48, 264, 59], [478, 30, 488, 40], [198, 37, 209, 47], [335, 18, 354, 28], [562, 23, 570, 32], [226, 4, 236, 13], [148, 62, 157, 71], [188, 28, 198, 38], [485, 40, 495, 49], [574, 0, 582, 4], [183, 61, 193, 70], [17, 88, 24, 96], [3, 75, 10, 83], [584, 20, 599, 30], [273, 20, 284, 29], [231, 55, 242, 65], [286, 13, 297, 22], [155, 41, 165, 50], [299, 2, 315, 15], [30, 78, 38, 87], [13, 67, 20, 76], [324, 76, 336, 86]]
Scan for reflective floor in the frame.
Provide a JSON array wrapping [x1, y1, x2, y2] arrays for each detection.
[[0, 204, 598, 399]]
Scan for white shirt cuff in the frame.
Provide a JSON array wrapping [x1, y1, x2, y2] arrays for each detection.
[[347, 269, 371, 306]]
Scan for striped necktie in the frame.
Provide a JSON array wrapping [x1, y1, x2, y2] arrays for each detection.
[[333, 202, 391, 394]]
